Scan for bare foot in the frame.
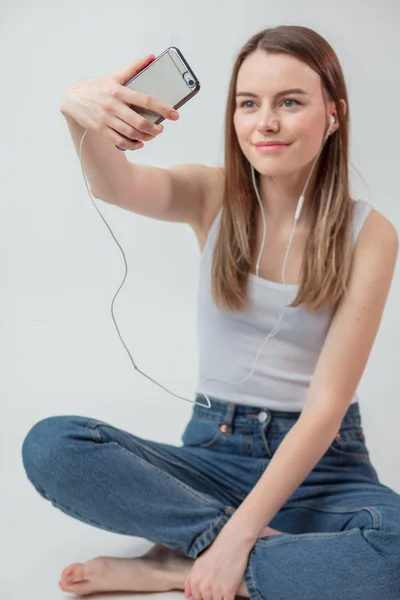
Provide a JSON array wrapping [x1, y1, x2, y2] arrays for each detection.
[[59, 528, 284, 597], [58, 543, 192, 597]]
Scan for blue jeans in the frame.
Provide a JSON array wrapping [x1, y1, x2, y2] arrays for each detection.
[[22, 396, 400, 599]]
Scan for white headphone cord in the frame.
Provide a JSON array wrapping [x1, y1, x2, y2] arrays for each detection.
[[77, 116, 334, 410], [78, 131, 211, 408]]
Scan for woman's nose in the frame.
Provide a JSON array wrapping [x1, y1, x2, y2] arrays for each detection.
[[256, 113, 279, 133]]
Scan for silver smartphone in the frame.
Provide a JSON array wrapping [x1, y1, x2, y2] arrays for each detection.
[[116, 46, 200, 150]]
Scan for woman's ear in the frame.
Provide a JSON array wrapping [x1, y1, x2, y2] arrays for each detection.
[[336, 99, 347, 125]]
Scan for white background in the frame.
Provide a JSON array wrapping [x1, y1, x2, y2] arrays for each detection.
[[1, 1, 399, 598]]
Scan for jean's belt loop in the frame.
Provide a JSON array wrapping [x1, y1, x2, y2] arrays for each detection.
[[220, 403, 235, 434]]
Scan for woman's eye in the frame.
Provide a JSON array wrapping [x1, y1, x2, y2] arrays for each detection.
[[240, 100, 255, 108], [239, 98, 300, 108], [282, 99, 300, 107]]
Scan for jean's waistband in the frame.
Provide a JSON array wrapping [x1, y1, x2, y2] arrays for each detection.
[[193, 393, 362, 429]]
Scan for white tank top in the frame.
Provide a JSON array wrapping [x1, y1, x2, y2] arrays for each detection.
[[195, 199, 373, 410]]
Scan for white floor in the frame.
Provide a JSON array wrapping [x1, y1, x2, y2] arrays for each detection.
[[4, 482, 184, 600]]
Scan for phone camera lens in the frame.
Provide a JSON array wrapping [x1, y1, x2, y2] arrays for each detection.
[[183, 72, 195, 87]]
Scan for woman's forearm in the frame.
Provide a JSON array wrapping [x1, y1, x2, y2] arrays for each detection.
[[223, 408, 342, 544]]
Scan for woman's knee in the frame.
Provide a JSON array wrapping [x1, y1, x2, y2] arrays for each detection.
[[21, 415, 84, 490]]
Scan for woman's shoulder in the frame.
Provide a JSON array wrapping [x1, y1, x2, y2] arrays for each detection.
[[352, 198, 397, 238], [352, 198, 398, 259]]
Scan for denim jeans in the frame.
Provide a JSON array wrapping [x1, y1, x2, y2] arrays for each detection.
[[22, 395, 400, 599]]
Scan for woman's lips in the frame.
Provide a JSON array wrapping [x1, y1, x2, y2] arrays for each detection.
[[254, 142, 291, 152]]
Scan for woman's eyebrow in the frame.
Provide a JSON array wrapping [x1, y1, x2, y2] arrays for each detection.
[[235, 88, 309, 98]]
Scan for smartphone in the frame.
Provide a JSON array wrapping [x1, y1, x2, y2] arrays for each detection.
[[115, 47, 200, 150]]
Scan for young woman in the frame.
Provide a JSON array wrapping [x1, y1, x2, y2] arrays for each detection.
[[22, 25, 400, 599]]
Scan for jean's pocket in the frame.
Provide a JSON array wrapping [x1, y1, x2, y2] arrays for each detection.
[[181, 415, 222, 449], [326, 426, 370, 461]]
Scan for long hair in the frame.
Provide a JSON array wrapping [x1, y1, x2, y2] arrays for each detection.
[[211, 25, 353, 312]]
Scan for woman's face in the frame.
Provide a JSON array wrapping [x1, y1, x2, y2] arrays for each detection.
[[233, 50, 334, 176]]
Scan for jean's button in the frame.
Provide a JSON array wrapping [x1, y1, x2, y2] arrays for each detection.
[[258, 411, 268, 423]]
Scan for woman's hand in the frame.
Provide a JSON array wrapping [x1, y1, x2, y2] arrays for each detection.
[[60, 54, 179, 152], [184, 525, 255, 600]]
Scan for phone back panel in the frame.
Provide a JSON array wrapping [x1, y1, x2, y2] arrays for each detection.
[[125, 47, 200, 124]]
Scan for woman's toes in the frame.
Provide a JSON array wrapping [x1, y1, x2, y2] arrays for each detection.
[[59, 562, 86, 588], [59, 580, 92, 596]]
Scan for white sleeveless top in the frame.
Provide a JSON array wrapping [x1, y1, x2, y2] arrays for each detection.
[[195, 199, 373, 411]]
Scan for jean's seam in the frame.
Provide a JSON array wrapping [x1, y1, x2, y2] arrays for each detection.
[[135, 440, 243, 499], [284, 501, 382, 530], [327, 446, 370, 460], [29, 469, 234, 549], [186, 506, 235, 558], [151, 444, 247, 505], [126, 436, 212, 477], [30, 465, 233, 543], [244, 550, 268, 600], [114, 443, 226, 508], [256, 527, 361, 548], [65, 420, 226, 509], [92, 423, 245, 506]]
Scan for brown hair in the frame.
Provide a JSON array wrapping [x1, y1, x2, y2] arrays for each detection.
[[211, 25, 354, 312]]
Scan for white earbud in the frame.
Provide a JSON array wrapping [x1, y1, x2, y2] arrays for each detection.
[[328, 114, 335, 135]]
